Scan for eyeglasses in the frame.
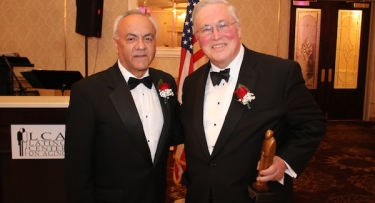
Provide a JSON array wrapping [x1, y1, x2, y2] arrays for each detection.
[[195, 21, 237, 36]]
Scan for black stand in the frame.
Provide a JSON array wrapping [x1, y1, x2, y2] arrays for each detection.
[[248, 186, 274, 202], [21, 70, 83, 96], [1, 55, 39, 96]]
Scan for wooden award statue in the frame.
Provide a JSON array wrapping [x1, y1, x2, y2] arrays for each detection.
[[248, 129, 276, 202]]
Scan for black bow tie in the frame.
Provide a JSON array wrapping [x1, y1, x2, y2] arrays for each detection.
[[128, 76, 153, 90], [210, 69, 230, 86]]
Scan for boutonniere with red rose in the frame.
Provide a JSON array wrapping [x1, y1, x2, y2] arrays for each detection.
[[158, 79, 174, 104], [234, 84, 255, 109]]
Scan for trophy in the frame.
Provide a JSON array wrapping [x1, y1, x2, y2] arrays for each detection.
[[248, 130, 276, 202]]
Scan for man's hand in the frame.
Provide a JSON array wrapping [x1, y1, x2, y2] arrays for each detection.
[[256, 156, 286, 182]]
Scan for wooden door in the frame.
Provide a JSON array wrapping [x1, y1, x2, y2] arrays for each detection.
[[289, 1, 371, 120]]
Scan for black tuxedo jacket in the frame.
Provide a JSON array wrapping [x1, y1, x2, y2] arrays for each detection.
[[65, 63, 180, 203], [180, 47, 326, 203]]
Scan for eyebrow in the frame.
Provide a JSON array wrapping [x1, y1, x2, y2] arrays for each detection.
[[202, 19, 227, 27], [126, 33, 154, 38], [144, 33, 154, 38]]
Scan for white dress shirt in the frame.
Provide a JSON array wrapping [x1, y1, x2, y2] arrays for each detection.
[[118, 61, 163, 163], [203, 46, 244, 154], [202, 47, 297, 182]]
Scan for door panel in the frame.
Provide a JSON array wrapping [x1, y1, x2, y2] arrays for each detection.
[[289, 1, 371, 120]]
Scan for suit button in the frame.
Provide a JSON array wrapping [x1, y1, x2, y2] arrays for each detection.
[[209, 162, 216, 167]]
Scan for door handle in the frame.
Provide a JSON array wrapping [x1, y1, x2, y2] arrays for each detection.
[[328, 68, 332, 82], [321, 69, 325, 83]]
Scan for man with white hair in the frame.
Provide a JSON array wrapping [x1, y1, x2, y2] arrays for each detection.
[[180, 0, 326, 202], [65, 9, 181, 203]]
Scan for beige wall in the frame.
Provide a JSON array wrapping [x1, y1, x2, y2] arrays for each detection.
[[0, 0, 290, 79], [65, 0, 126, 76], [0, 1, 66, 71], [1, 0, 374, 121]]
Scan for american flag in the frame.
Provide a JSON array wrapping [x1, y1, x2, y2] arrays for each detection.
[[173, 0, 207, 185]]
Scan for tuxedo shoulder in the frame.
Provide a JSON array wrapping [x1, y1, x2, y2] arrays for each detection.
[[251, 50, 297, 66], [185, 64, 208, 80], [247, 50, 300, 74], [184, 69, 202, 85], [73, 67, 110, 87], [71, 65, 125, 95]]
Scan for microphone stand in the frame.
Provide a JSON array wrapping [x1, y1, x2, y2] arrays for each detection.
[[2, 55, 27, 95]]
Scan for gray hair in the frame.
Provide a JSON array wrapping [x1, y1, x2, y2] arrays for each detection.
[[192, 0, 240, 33], [113, 9, 158, 39]]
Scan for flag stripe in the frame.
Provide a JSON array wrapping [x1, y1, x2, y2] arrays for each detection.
[[174, 0, 206, 185], [177, 50, 191, 103]]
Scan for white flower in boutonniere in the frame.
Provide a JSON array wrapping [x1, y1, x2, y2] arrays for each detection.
[[234, 84, 255, 109], [158, 79, 174, 104]]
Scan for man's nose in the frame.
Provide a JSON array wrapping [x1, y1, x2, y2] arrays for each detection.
[[136, 39, 145, 49], [212, 27, 222, 40]]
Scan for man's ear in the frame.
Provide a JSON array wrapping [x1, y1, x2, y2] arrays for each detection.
[[113, 38, 119, 53]]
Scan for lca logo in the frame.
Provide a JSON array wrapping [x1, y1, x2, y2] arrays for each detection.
[[16, 128, 27, 156], [11, 125, 65, 159]]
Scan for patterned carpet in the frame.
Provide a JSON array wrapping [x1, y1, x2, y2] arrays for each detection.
[[165, 121, 375, 203]]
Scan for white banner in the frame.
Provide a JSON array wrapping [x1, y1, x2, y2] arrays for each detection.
[[11, 125, 65, 159]]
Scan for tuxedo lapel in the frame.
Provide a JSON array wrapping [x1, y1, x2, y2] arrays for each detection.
[[193, 64, 212, 159], [108, 65, 152, 163], [150, 69, 171, 164], [211, 48, 260, 158]]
